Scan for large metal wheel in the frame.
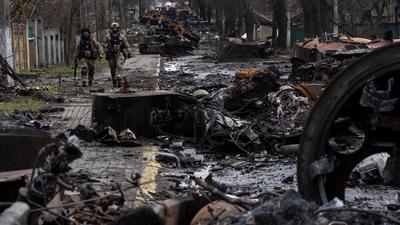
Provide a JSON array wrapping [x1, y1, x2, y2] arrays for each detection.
[[298, 44, 400, 204]]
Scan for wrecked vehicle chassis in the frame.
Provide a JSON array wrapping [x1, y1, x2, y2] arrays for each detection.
[[298, 44, 400, 204], [91, 91, 199, 137]]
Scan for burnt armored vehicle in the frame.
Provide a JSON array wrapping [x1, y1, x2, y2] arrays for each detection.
[[298, 44, 400, 204]]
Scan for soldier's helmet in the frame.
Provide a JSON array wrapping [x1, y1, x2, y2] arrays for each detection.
[[111, 22, 120, 30]]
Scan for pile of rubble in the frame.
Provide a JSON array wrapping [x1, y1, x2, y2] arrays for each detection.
[[292, 34, 396, 83], [139, 7, 201, 55], [182, 187, 400, 225], [2, 24, 400, 225], [184, 65, 316, 153]]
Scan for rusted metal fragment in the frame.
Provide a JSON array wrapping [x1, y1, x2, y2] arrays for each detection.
[[140, 13, 167, 25], [296, 83, 325, 101], [294, 36, 393, 63], [190, 201, 246, 225]]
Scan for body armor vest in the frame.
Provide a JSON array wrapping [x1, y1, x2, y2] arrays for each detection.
[[108, 33, 124, 54], [79, 38, 97, 59]]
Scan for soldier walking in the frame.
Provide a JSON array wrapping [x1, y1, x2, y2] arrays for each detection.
[[104, 22, 132, 87], [75, 28, 103, 87]]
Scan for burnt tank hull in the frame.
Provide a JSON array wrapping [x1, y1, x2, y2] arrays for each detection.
[[91, 91, 197, 137]]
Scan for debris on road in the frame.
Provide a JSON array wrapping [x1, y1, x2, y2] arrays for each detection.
[[5, 111, 51, 129], [70, 125, 142, 147], [139, 7, 200, 55], [218, 37, 273, 62], [2, 2, 400, 225], [190, 200, 246, 225]]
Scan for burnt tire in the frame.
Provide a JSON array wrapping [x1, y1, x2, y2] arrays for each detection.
[[297, 44, 400, 204]]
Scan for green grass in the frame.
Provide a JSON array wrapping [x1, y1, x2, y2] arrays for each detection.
[[19, 69, 39, 75], [0, 98, 42, 115], [20, 65, 74, 77], [34, 85, 59, 99], [44, 64, 76, 76], [0, 85, 60, 117], [21, 60, 109, 77]]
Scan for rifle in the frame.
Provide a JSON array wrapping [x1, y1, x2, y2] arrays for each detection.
[[0, 54, 28, 88]]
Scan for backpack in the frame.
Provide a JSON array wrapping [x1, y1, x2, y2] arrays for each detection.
[[78, 38, 98, 60]]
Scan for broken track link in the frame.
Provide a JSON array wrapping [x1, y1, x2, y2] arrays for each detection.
[[298, 43, 400, 204]]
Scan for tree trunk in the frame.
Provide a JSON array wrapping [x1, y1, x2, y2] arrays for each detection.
[[244, 2, 255, 41], [67, 0, 80, 66], [109, 0, 113, 24], [224, 2, 239, 36], [196, 0, 206, 20], [272, 0, 287, 48], [215, 8, 224, 33], [301, 0, 332, 39], [119, 0, 126, 28], [321, 0, 333, 33], [207, 5, 212, 23], [311, 0, 322, 38], [301, 0, 314, 38]]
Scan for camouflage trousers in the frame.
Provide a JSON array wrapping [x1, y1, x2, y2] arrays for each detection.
[[79, 58, 96, 84], [107, 54, 125, 84]]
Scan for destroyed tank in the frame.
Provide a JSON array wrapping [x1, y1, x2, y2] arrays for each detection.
[[298, 44, 400, 204]]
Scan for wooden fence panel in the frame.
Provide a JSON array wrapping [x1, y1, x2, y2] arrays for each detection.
[[11, 23, 28, 72]]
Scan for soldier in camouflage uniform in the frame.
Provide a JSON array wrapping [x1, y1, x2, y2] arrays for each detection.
[[104, 22, 132, 87], [75, 28, 103, 87]]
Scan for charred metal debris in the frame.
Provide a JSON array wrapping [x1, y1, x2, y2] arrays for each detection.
[[291, 35, 397, 83], [2, 22, 400, 225], [139, 8, 201, 55]]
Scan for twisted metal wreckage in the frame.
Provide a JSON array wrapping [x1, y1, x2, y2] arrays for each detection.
[[1, 26, 400, 225]]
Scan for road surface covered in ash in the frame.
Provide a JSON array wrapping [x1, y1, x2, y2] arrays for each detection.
[[37, 39, 398, 210]]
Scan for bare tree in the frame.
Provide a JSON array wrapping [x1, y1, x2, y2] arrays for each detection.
[[208, 0, 257, 37], [300, 0, 332, 38], [67, 0, 81, 66], [271, 0, 287, 48], [338, 0, 391, 37]]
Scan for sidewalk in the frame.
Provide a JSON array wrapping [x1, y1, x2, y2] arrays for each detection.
[[124, 53, 163, 90], [51, 53, 163, 131]]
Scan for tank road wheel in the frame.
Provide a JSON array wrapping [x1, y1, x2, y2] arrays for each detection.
[[298, 44, 400, 204]]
